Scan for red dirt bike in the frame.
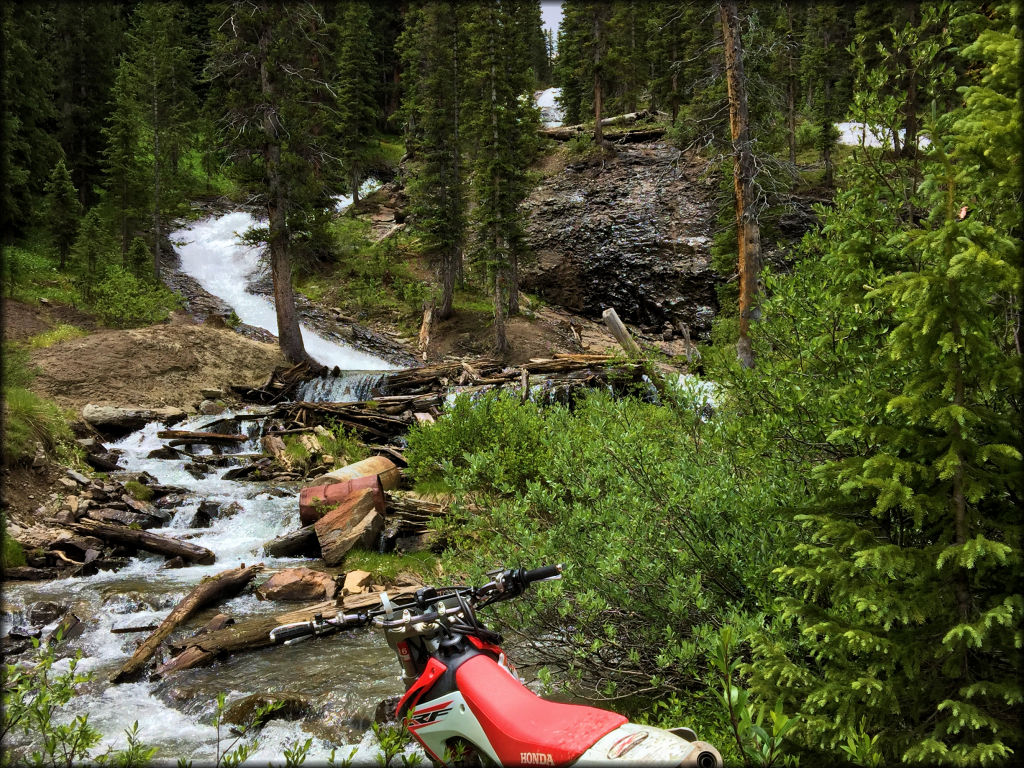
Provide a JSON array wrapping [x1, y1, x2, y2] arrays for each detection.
[[271, 564, 722, 767]]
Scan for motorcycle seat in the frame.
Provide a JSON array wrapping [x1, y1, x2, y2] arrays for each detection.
[[456, 654, 627, 765]]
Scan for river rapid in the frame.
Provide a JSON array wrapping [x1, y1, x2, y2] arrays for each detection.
[[3, 200, 418, 764]]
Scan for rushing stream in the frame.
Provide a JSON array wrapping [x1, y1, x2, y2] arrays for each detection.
[[3, 198, 421, 763]]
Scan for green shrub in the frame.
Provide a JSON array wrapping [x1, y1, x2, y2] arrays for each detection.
[[406, 389, 799, 722], [89, 265, 182, 328], [319, 422, 368, 465], [1, 515, 27, 568]]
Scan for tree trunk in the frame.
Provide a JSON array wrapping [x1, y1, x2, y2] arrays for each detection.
[[494, 263, 509, 355], [507, 250, 519, 316], [593, 10, 604, 147], [260, 21, 309, 366], [111, 563, 263, 683], [67, 519, 215, 564], [786, 4, 797, 166], [151, 68, 161, 283], [721, 0, 761, 369]]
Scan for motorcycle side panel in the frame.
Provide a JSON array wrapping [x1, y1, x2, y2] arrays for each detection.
[[406, 690, 502, 766], [572, 723, 723, 767]]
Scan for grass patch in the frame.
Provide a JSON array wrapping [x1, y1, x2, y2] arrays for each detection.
[[123, 480, 154, 502], [2, 241, 82, 306], [343, 548, 440, 584], [1, 516, 27, 568], [26, 324, 87, 348], [2, 386, 74, 465]]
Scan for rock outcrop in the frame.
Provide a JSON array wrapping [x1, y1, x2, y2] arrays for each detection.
[[523, 144, 720, 338]]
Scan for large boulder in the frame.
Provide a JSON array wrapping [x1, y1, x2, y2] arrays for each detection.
[[82, 404, 186, 436], [299, 474, 384, 526], [256, 567, 337, 601], [314, 488, 385, 566]]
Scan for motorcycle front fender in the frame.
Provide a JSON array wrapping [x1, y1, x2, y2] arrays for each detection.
[[571, 722, 722, 767]]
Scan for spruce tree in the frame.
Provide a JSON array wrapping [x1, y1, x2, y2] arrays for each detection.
[[332, 1, 378, 205], [43, 158, 83, 271], [127, 236, 152, 281], [124, 1, 199, 281], [399, 1, 467, 320], [463, 0, 539, 351], [102, 57, 149, 261], [741, 6, 1022, 762], [71, 208, 112, 298]]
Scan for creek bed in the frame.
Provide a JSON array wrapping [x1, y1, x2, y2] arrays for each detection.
[[2, 412, 409, 763]]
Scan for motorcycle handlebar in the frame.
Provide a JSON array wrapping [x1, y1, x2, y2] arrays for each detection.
[[522, 563, 563, 584]]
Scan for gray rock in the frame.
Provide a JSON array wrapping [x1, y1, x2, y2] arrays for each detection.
[[199, 399, 225, 416], [82, 404, 187, 435]]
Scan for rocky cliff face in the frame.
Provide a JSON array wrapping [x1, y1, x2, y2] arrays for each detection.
[[522, 144, 721, 339]]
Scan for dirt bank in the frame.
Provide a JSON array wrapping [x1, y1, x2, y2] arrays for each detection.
[[27, 322, 286, 414]]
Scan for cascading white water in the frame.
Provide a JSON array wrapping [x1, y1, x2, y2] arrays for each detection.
[[2, 412, 409, 763], [172, 211, 396, 372]]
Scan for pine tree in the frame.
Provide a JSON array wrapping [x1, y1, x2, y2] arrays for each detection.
[[102, 56, 149, 262], [124, 1, 199, 282], [553, 2, 590, 126], [399, 0, 467, 320], [742, 6, 1022, 762], [210, 1, 337, 366], [71, 208, 113, 298], [43, 157, 83, 271], [463, 0, 540, 352], [50, 3, 126, 207], [1, 3, 60, 243], [127, 236, 152, 281], [332, 1, 378, 205]]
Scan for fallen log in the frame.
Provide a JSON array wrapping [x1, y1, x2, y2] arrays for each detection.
[[111, 624, 159, 635], [157, 588, 420, 676], [158, 430, 248, 444], [111, 563, 263, 683], [66, 519, 216, 565]]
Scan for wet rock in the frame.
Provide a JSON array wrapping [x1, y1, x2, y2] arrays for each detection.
[[28, 601, 68, 626], [199, 399, 225, 415], [156, 492, 193, 509], [183, 462, 211, 479], [147, 446, 181, 460], [82, 404, 187, 436], [161, 556, 186, 570], [374, 695, 403, 724], [219, 501, 243, 519], [87, 507, 158, 529], [46, 613, 84, 645], [223, 692, 312, 727], [188, 506, 213, 529], [522, 145, 720, 337], [257, 567, 337, 601]]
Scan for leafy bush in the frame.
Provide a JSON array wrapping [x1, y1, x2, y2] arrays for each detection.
[[407, 390, 799, 715], [89, 265, 182, 328], [2, 639, 156, 766]]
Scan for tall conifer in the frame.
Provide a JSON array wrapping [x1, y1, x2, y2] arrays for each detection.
[[43, 158, 83, 271]]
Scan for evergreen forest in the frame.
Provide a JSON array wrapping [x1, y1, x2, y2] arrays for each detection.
[[1, 1, 1020, 766]]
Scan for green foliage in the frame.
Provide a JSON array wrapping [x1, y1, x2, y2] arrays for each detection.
[[2, 639, 157, 767], [123, 480, 154, 502], [1, 514, 27, 569], [343, 548, 439, 584], [126, 237, 152, 281], [25, 325, 87, 349], [1, 242, 82, 305], [90, 265, 182, 328], [2, 387, 73, 466], [43, 158, 82, 270], [408, 389, 798, 709]]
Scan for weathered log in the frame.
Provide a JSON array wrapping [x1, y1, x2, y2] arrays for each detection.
[[157, 588, 420, 675], [3, 566, 69, 581], [315, 488, 384, 566], [320, 456, 400, 491], [111, 624, 159, 635], [111, 563, 263, 683], [66, 519, 216, 564], [158, 430, 247, 444], [419, 301, 434, 361], [263, 525, 320, 558], [602, 308, 643, 357]]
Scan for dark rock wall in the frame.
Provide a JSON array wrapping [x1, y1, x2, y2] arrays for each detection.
[[522, 144, 721, 338]]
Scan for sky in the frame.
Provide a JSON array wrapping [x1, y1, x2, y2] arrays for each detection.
[[541, 0, 563, 50]]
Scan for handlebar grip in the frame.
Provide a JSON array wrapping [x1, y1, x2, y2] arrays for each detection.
[[523, 563, 563, 584], [269, 620, 314, 644]]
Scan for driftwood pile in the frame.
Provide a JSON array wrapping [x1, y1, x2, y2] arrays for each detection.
[[540, 109, 668, 143]]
